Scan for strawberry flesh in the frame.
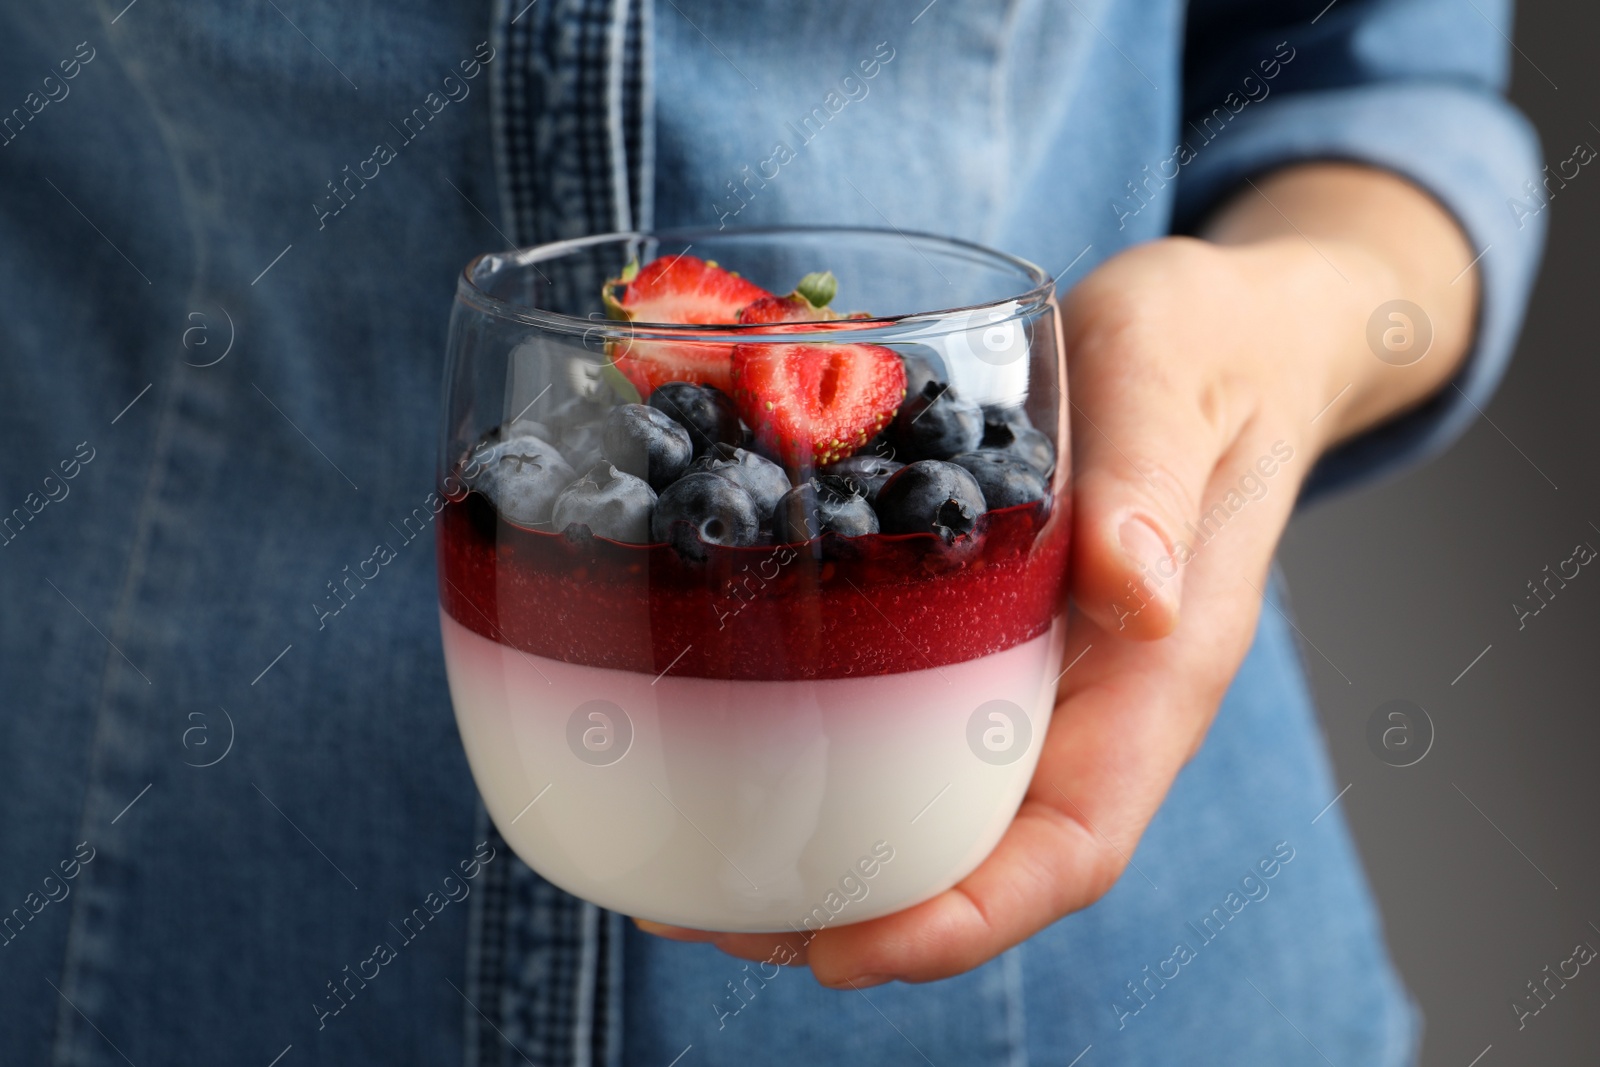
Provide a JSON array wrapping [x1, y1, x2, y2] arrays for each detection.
[[605, 256, 772, 396], [732, 341, 906, 468], [611, 254, 772, 325]]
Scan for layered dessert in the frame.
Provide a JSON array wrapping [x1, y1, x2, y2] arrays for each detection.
[[438, 255, 1069, 930]]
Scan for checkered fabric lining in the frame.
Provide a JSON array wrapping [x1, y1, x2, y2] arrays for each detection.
[[465, 829, 625, 1067], [467, 1, 650, 1065], [620, 0, 652, 234], [494, 0, 652, 247]]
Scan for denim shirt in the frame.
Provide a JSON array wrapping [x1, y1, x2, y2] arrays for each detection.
[[0, 2, 1541, 1065]]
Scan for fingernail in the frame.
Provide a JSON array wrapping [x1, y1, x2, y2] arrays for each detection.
[[1118, 515, 1179, 604], [837, 974, 892, 989]]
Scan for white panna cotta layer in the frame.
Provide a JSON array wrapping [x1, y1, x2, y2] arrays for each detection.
[[440, 608, 1062, 932]]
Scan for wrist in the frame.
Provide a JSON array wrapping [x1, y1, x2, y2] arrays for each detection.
[[1202, 164, 1481, 461]]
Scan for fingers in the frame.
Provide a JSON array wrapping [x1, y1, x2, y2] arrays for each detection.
[[631, 919, 813, 967], [1065, 372, 1230, 639], [1061, 261, 1245, 639], [803, 796, 1109, 986], [701, 931, 812, 968], [631, 919, 719, 943], [801, 603, 1206, 985]]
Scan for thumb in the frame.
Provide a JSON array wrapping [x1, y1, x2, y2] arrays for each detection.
[[1067, 380, 1222, 641]]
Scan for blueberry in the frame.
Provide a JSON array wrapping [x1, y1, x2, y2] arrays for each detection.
[[602, 403, 693, 491], [552, 463, 657, 543], [980, 419, 1056, 476], [652, 471, 762, 561], [774, 475, 880, 542], [897, 344, 949, 400], [875, 460, 988, 540], [471, 435, 577, 527], [648, 382, 742, 456], [889, 381, 984, 460], [823, 454, 904, 503], [950, 451, 1048, 509], [687, 442, 791, 519]]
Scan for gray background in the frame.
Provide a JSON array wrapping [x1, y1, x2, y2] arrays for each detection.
[[1279, 3, 1599, 1064]]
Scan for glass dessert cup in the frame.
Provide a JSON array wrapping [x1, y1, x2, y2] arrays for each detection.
[[437, 227, 1070, 932]]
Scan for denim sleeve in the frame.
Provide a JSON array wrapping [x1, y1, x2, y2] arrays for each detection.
[[1174, 0, 1547, 500]]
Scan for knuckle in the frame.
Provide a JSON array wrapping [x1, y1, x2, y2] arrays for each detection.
[[1083, 849, 1127, 903], [1064, 238, 1224, 336], [1062, 284, 1146, 358], [1042, 800, 1135, 909], [1121, 457, 1201, 532], [1196, 371, 1258, 448]]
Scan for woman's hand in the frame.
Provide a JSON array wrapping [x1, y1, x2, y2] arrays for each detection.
[[636, 163, 1479, 987]]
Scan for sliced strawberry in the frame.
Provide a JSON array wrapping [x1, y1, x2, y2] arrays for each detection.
[[731, 341, 906, 468], [605, 254, 773, 324], [602, 256, 773, 397]]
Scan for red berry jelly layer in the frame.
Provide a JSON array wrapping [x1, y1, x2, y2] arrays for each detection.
[[437, 493, 1070, 681]]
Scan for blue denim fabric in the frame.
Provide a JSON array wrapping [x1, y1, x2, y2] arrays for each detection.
[[0, 1, 1539, 1065]]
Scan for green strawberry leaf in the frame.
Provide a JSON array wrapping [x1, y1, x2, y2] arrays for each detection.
[[795, 271, 837, 310], [601, 259, 642, 321]]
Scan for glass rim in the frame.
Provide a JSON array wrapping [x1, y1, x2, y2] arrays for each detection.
[[455, 225, 1057, 344]]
